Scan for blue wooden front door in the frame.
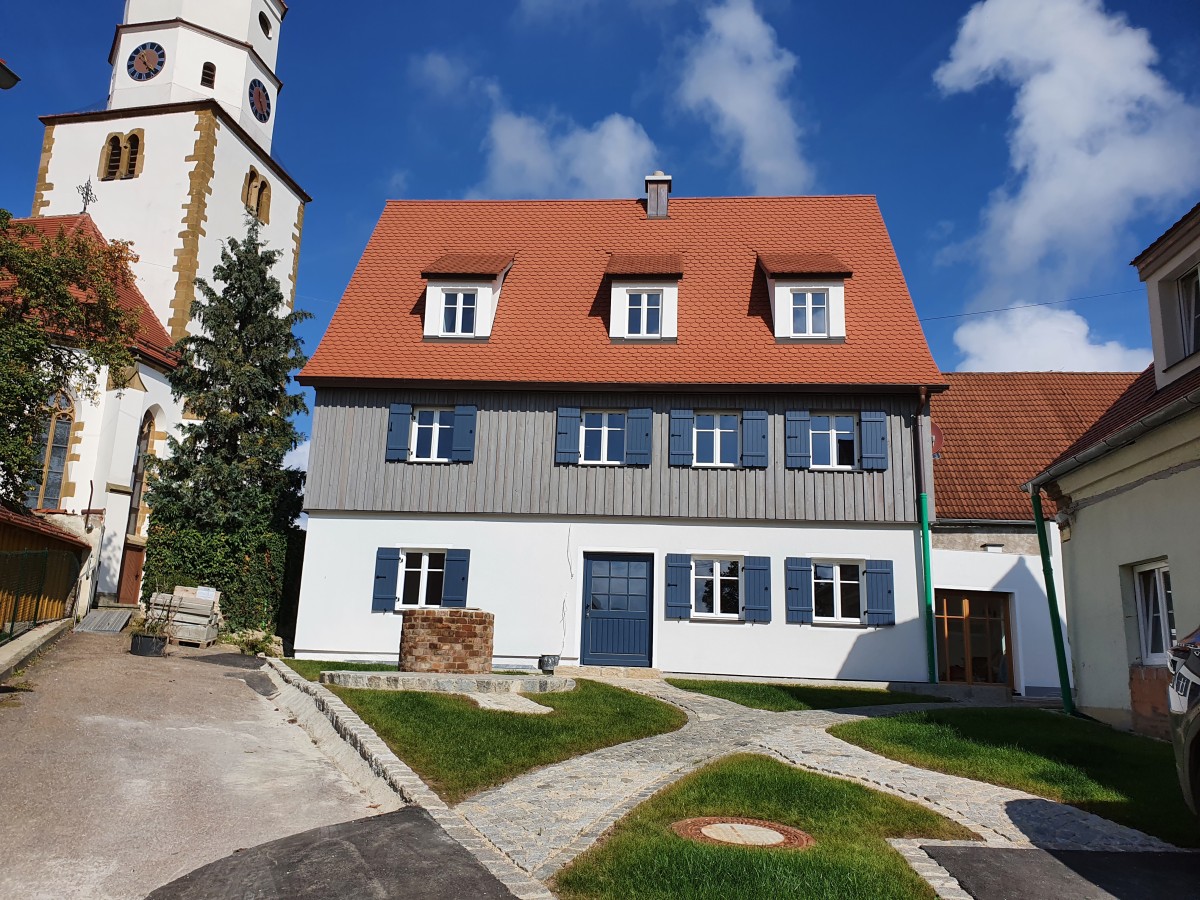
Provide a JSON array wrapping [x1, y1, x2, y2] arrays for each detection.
[[581, 554, 653, 667]]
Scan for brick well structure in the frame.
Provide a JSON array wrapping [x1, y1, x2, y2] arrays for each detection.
[[1129, 665, 1171, 740], [399, 608, 494, 675]]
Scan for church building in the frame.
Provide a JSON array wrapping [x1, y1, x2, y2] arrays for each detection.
[[20, 0, 308, 610]]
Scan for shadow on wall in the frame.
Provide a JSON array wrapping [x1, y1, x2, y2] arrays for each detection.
[[833, 616, 930, 683]]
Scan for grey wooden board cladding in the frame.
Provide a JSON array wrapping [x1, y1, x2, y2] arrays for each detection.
[[306, 388, 928, 523]]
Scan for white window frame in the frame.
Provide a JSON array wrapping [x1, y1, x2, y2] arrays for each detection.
[[410, 407, 455, 463], [810, 413, 858, 470], [398, 549, 447, 609], [769, 279, 846, 341], [1180, 267, 1199, 358], [693, 411, 740, 468], [812, 560, 865, 624], [440, 289, 478, 337], [1134, 561, 1175, 665], [790, 289, 829, 337], [609, 281, 679, 340], [579, 410, 626, 465], [626, 291, 663, 338], [692, 556, 744, 620]]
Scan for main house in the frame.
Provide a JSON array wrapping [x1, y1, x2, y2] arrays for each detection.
[[293, 176, 948, 681]]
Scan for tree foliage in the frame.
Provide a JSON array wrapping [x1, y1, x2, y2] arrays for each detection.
[[0, 209, 138, 510], [147, 219, 311, 532]]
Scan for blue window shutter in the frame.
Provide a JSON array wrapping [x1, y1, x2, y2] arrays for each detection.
[[386, 403, 411, 462], [668, 409, 693, 467], [555, 407, 581, 464], [665, 553, 692, 620], [864, 559, 895, 626], [451, 405, 477, 462], [625, 407, 653, 466], [742, 556, 772, 622], [785, 411, 811, 469], [860, 411, 889, 471], [372, 548, 401, 612], [741, 410, 769, 468], [785, 557, 813, 624], [442, 549, 471, 607]]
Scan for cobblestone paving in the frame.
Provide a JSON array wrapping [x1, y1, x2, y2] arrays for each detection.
[[456, 678, 1178, 882]]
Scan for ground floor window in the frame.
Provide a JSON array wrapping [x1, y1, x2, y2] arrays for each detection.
[[693, 557, 741, 618], [401, 550, 446, 607], [813, 562, 862, 622], [1135, 561, 1174, 665]]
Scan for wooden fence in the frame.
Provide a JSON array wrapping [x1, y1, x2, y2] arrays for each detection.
[[0, 511, 88, 644]]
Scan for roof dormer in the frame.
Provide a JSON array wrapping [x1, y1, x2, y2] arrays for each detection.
[[421, 253, 514, 340], [606, 252, 682, 341], [757, 252, 852, 343]]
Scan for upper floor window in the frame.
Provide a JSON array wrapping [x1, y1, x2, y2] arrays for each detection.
[[401, 550, 446, 607], [410, 408, 455, 462], [811, 414, 857, 469], [442, 291, 477, 336], [581, 411, 626, 464], [200, 62, 217, 89], [791, 290, 828, 337], [259, 12, 274, 38], [126, 412, 154, 536], [693, 557, 742, 618], [694, 412, 739, 467], [99, 131, 144, 181], [1180, 267, 1199, 359], [1135, 561, 1174, 665], [813, 562, 862, 623], [241, 167, 271, 224], [25, 392, 74, 510], [627, 291, 662, 337]]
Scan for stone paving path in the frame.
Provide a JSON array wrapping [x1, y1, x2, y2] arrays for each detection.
[[456, 678, 1177, 882]]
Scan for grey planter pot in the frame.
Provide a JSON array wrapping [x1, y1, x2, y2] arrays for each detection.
[[130, 634, 167, 657]]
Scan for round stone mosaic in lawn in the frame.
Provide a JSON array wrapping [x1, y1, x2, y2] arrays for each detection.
[[670, 817, 815, 850]]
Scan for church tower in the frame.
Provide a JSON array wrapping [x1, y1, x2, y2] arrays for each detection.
[[31, 0, 309, 341]]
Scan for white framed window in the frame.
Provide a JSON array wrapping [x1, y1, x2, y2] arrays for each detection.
[[791, 290, 829, 337], [811, 414, 857, 469], [1180, 267, 1200, 358], [693, 557, 742, 618], [627, 291, 662, 337], [442, 291, 477, 336], [581, 411, 626, 464], [694, 412, 739, 467], [1135, 561, 1175, 665], [813, 562, 863, 623], [411, 408, 455, 462], [400, 550, 446, 607]]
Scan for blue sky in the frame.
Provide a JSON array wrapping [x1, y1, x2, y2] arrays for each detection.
[[2, 0, 1199, 450]]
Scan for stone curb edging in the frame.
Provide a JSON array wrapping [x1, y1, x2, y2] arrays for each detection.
[[265, 658, 555, 900], [888, 840, 976, 900], [0, 619, 72, 684]]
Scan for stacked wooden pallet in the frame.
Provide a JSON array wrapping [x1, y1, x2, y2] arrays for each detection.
[[146, 586, 221, 647]]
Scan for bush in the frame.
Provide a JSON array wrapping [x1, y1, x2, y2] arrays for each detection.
[[143, 524, 302, 632]]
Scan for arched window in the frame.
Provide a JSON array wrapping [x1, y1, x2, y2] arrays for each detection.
[[25, 392, 74, 510], [255, 179, 271, 224], [259, 11, 273, 38], [126, 412, 155, 536], [103, 135, 123, 181], [200, 62, 216, 89], [122, 133, 140, 179]]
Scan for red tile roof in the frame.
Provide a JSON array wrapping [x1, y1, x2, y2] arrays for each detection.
[[604, 252, 685, 277], [7, 215, 176, 369], [757, 251, 852, 278], [932, 372, 1138, 521], [1039, 363, 1200, 478], [421, 252, 514, 278], [300, 196, 942, 388]]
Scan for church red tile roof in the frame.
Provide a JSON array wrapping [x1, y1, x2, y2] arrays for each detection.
[[300, 195, 943, 388], [932, 371, 1139, 521], [6, 214, 176, 368]]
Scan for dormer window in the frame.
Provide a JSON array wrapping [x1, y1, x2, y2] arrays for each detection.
[[420, 253, 514, 341], [1180, 266, 1199, 359], [758, 253, 851, 342], [606, 253, 682, 341]]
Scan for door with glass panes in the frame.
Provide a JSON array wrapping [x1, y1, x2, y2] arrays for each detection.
[[935, 590, 1013, 688]]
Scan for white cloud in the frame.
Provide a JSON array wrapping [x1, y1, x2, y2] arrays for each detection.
[[954, 306, 1150, 372], [283, 440, 309, 473], [472, 110, 657, 199], [936, 0, 1200, 369], [409, 51, 469, 98], [678, 0, 812, 194]]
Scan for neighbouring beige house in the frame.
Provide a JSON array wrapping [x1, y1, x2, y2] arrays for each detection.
[[1029, 201, 1200, 739]]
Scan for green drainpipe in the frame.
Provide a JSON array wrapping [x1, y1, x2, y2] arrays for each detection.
[[1031, 488, 1076, 715], [919, 492, 937, 683]]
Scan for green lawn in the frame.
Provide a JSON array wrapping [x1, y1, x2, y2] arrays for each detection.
[[830, 708, 1197, 848], [282, 659, 398, 682], [666, 678, 945, 712], [553, 753, 975, 900], [329, 679, 686, 803]]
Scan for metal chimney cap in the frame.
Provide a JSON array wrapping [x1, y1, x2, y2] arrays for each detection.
[[645, 171, 672, 193]]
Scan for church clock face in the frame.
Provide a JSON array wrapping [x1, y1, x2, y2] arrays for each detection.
[[248, 79, 272, 123], [126, 42, 166, 81]]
